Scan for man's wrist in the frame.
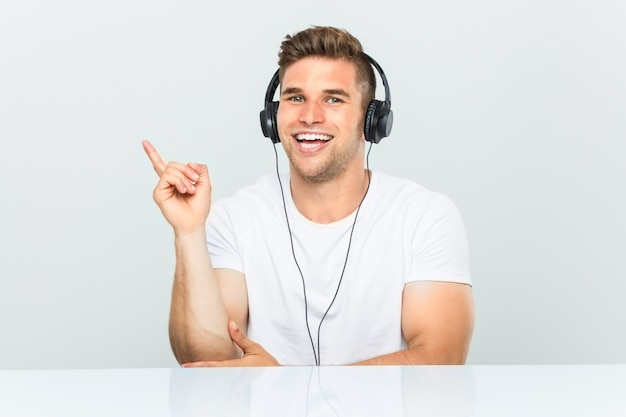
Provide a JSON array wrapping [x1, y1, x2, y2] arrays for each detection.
[[173, 227, 207, 245]]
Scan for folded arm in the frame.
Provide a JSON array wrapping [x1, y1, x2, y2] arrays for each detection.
[[352, 281, 474, 365]]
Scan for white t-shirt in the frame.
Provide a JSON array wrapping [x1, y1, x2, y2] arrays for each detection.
[[207, 171, 471, 365]]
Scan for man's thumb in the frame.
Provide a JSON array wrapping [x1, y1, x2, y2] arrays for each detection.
[[228, 320, 254, 351]]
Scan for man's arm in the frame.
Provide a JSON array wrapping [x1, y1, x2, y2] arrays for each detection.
[[168, 232, 249, 364], [353, 281, 474, 365], [142, 140, 249, 365]]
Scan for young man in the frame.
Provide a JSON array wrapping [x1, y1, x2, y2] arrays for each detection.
[[143, 26, 474, 366]]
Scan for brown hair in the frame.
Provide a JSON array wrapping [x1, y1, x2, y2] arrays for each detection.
[[277, 26, 376, 110]]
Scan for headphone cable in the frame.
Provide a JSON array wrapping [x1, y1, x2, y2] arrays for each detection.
[[273, 142, 373, 366], [274, 144, 318, 365]]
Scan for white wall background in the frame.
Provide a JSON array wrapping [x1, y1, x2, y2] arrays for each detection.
[[1, 0, 624, 369]]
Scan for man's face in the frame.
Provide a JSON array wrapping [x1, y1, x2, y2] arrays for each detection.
[[277, 56, 365, 183]]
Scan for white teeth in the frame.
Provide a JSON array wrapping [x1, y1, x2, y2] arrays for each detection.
[[300, 141, 322, 149], [296, 133, 332, 141]]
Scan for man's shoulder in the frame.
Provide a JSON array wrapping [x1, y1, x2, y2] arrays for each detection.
[[372, 171, 459, 213], [212, 173, 280, 213], [373, 171, 438, 200], [236, 173, 278, 196]]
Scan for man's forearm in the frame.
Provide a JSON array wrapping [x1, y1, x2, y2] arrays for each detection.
[[351, 347, 467, 366], [168, 229, 236, 364]]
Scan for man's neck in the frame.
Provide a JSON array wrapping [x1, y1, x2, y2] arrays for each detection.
[[289, 168, 371, 224]]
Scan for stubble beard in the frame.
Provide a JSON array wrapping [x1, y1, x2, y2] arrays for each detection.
[[288, 135, 363, 184]]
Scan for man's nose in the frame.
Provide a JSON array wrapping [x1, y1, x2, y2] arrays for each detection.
[[298, 101, 324, 125]]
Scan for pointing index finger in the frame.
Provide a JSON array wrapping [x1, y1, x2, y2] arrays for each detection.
[[142, 140, 167, 175]]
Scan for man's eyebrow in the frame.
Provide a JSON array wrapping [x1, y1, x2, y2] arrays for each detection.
[[281, 87, 303, 96], [280, 87, 352, 98], [324, 89, 351, 98]]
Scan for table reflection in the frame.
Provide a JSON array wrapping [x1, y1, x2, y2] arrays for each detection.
[[169, 365, 475, 416]]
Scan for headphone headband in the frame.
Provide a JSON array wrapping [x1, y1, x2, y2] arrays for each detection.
[[260, 54, 393, 144], [363, 53, 392, 107]]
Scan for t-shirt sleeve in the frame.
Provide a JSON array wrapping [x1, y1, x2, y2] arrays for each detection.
[[205, 200, 245, 273], [406, 193, 472, 285]]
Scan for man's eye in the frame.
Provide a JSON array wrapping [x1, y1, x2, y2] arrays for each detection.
[[328, 97, 342, 104], [289, 96, 304, 102]]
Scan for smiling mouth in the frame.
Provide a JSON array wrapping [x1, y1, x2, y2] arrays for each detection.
[[295, 133, 333, 149]]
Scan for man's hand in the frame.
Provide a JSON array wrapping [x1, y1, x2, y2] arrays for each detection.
[[142, 140, 212, 234], [182, 321, 280, 367]]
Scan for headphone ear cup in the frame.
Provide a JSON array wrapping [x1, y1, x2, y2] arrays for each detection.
[[364, 101, 379, 143], [364, 100, 393, 144], [260, 101, 280, 143]]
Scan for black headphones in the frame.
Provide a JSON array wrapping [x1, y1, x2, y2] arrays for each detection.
[[259, 53, 393, 144]]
